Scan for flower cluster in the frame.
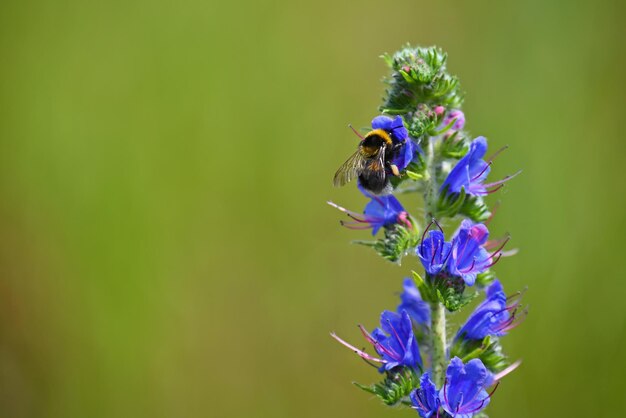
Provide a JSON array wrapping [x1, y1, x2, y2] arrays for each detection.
[[329, 45, 526, 417]]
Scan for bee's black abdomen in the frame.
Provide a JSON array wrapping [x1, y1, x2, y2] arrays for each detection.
[[359, 172, 390, 195]]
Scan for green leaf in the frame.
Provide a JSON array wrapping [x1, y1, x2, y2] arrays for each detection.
[[450, 336, 511, 373], [459, 195, 491, 222], [353, 367, 420, 406], [352, 220, 420, 264]]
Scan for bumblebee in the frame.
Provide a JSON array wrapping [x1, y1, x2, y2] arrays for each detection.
[[333, 128, 402, 195]]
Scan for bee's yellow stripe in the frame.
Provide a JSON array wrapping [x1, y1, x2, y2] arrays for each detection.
[[365, 129, 393, 146]]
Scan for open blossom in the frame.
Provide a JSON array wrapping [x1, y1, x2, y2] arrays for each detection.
[[410, 372, 439, 418], [441, 136, 491, 196], [441, 136, 519, 197], [439, 357, 492, 418], [328, 186, 411, 235], [331, 310, 422, 372], [457, 280, 525, 340], [397, 278, 430, 325], [417, 230, 452, 276], [448, 220, 494, 286], [371, 115, 420, 171], [417, 221, 503, 286]]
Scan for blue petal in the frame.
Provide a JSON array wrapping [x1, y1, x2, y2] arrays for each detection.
[[391, 139, 417, 171], [410, 372, 439, 417], [439, 358, 490, 417], [398, 278, 430, 324], [371, 115, 394, 131], [389, 115, 408, 141]]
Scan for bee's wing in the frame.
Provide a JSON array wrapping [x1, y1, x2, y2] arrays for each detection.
[[333, 150, 367, 187]]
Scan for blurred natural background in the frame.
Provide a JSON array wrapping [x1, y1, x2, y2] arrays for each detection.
[[0, 0, 624, 417]]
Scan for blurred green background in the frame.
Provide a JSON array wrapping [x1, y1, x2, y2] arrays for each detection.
[[0, 0, 624, 416]]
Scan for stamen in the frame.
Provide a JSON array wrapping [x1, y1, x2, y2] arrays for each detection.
[[348, 124, 364, 140], [413, 391, 428, 411], [484, 253, 502, 269], [419, 219, 435, 255], [443, 378, 449, 407], [339, 221, 372, 230], [327, 201, 364, 220], [485, 184, 504, 194], [487, 381, 500, 398], [330, 332, 386, 363], [358, 325, 402, 361], [493, 359, 522, 381], [386, 318, 407, 352], [471, 161, 492, 182], [432, 218, 444, 233], [431, 239, 441, 266], [489, 236, 510, 258], [459, 258, 476, 274], [482, 170, 522, 189], [486, 145, 508, 162]]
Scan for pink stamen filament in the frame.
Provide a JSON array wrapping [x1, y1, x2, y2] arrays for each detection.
[[386, 319, 406, 352], [486, 145, 508, 162], [482, 170, 522, 189], [330, 332, 386, 364], [471, 161, 492, 182], [493, 359, 522, 381], [358, 325, 402, 361], [484, 236, 508, 250], [459, 258, 476, 274], [484, 253, 502, 269], [488, 237, 510, 258], [419, 219, 436, 254], [485, 184, 505, 194]]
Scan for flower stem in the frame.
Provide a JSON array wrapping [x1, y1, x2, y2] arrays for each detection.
[[423, 137, 447, 387], [430, 300, 447, 387]]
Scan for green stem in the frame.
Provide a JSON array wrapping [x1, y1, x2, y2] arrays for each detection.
[[430, 300, 447, 387], [423, 136, 447, 387]]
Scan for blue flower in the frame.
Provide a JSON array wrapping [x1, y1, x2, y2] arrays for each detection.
[[439, 357, 491, 418], [371, 115, 420, 171], [447, 220, 493, 286], [441, 136, 520, 197], [457, 280, 524, 340], [410, 372, 439, 418], [370, 310, 422, 371], [417, 230, 452, 276], [441, 136, 491, 196], [398, 278, 430, 325], [331, 310, 422, 372], [327, 186, 410, 236]]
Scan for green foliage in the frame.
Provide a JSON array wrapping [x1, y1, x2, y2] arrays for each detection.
[[380, 46, 463, 115], [406, 105, 440, 140], [460, 195, 491, 222], [412, 271, 477, 312], [353, 367, 420, 406], [450, 335, 511, 373], [438, 130, 469, 159], [436, 185, 467, 218], [353, 221, 420, 264], [435, 186, 491, 222]]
